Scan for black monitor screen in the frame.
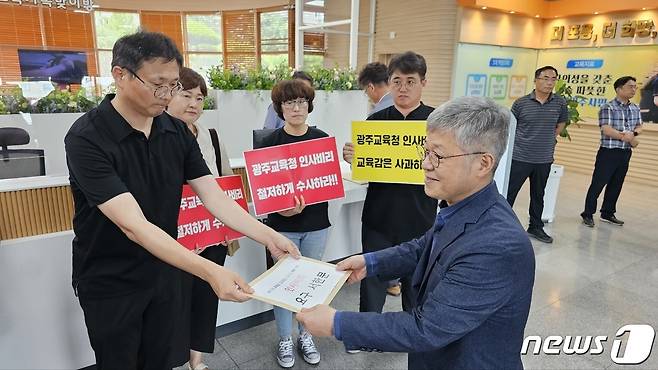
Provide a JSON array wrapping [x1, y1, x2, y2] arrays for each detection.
[[18, 49, 88, 84]]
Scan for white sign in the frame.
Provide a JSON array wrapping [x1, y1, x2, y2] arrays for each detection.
[[249, 256, 349, 312]]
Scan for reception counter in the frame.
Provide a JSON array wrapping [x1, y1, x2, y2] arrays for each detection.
[[0, 163, 367, 369]]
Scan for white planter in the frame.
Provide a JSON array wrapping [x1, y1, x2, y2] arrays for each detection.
[[542, 164, 564, 223], [210, 89, 369, 158]]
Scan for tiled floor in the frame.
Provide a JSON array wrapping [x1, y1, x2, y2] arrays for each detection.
[[179, 171, 658, 370]]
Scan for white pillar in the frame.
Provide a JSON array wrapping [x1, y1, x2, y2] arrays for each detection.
[[295, 0, 304, 69], [349, 0, 360, 70], [367, 0, 376, 63]]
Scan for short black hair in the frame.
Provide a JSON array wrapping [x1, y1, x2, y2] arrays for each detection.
[[292, 71, 313, 85], [179, 67, 208, 97], [358, 62, 389, 88], [388, 51, 427, 80], [614, 76, 636, 90], [534, 66, 558, 79], [111, 31, 183, 72], [271, 79, 315, 120]]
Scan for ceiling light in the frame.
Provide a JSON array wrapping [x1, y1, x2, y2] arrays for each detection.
[[594, 11, 599, 15], [509, 10, 515, 14], [481, 6, 487, 10], [535, 15, 540, 18]]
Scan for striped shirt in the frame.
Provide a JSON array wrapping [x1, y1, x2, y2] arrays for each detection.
[[511, 91, 568, 164], [599, 98, 642, 150]]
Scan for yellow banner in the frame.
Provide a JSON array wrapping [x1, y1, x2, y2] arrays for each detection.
[[351, 121, 427, 184]]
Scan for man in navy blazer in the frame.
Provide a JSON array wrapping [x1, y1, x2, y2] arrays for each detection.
[[297, 96, 536, 370]]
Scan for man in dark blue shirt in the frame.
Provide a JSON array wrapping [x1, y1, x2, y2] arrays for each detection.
[[298, 96, 535, 370]]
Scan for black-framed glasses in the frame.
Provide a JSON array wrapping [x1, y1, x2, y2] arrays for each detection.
[[124, 67, 183, 99], [282, 98, 309, 109], [416, 145, 485, 169], [390, 79, 421, 90]]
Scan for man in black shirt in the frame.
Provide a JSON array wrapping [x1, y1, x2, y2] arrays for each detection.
[[343, 52, 438, 319], [65, 31, 299, 370]]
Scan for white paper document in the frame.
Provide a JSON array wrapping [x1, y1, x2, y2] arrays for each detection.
[[249, 256, 350, 312]]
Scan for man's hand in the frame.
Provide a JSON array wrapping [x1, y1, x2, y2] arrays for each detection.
[[343, 142, 354, 164], [336, 255, 367, 284], [278, 195, 306, 217], [208, 265, 254, 302], [296, 305, 336, 337], [265, 231, 301, 260], [621, 131, 635, 143]]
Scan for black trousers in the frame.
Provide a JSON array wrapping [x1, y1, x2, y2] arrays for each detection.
[[506, 160, 552, 229], [359, 226, 416, 313], [171, 245, 229, 367], [78, 277, 176, 370], [582, 147, 632, 217]]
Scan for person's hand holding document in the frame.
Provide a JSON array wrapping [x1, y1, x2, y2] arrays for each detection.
[[248, 255, 349, 312]]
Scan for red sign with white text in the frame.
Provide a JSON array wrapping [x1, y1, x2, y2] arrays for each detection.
[[177, 175, 248, 253], [244, 136, 345, 216]]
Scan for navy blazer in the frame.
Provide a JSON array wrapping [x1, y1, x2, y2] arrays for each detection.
[[338, 183, 535, 370]]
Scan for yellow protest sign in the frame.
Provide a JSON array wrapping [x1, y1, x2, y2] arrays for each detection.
[[351, 121, 427, 184]]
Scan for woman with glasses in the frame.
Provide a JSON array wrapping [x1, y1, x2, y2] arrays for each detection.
[[166, 67, 236, 370], [260, 79, 330, 368]]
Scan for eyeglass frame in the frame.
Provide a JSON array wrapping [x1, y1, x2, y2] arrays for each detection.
[[123, 67, 183, 99], [281, 98, 309, 109], [535, 76, 558, 82], [390, 78, 423, 90], [416, 144, 486, 169]]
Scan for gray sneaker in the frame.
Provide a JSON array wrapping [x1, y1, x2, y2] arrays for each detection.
[[277, 337, 295, 368], [298, 331, 321, 365]]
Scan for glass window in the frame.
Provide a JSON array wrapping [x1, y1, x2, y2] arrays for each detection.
[[261, 54, 288, 69], [97, 50, 114, 77], [188, 53, 223, 77], [94, 11, 140, 50], [260, 10, 288, 68], [186, 14, 222, 53], [304, 54, 324, 69]]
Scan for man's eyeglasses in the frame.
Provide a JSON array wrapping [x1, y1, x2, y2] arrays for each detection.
[[124, 67, 183, 99], [391, 79, 420, 90], [282, 98, 309, 109], [416, 145, 485, 169], [536, 77, 558, 82]]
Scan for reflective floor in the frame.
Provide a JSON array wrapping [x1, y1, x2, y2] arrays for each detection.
[[178, 171, 658, 369]]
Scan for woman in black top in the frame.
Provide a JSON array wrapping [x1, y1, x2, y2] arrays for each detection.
[[262, 79, 330, 368]]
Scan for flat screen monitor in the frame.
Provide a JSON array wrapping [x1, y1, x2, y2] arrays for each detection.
[[18, 49, 88, 84]]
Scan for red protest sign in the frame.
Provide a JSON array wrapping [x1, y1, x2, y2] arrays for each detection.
[[177, 175, 248, 253], [244, 136, 345, 216]]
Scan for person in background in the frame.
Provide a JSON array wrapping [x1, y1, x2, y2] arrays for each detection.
[[262, 71, 314, 130], [64, 31, 299, 370], [580, 76, 642, 228], [260, 79, 331, 368], [342, 52, 438, 327], [166, 67, 235, 370], [358, 62, 394, 115], [356, 61, 399, 297], [506, 66, 568, 244]]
